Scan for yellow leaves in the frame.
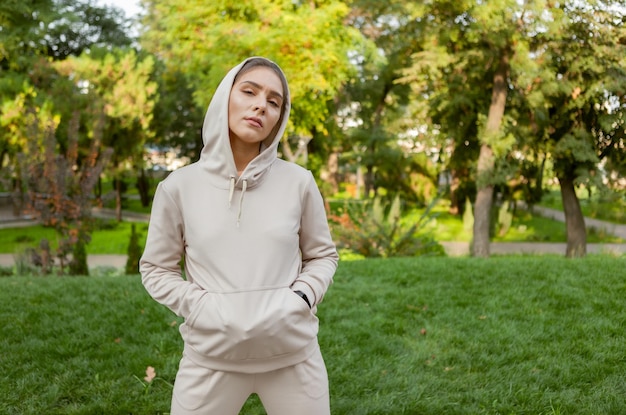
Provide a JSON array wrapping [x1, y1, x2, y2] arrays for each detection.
[[53, 51, 157, 131], [571, 86, 581, 100]]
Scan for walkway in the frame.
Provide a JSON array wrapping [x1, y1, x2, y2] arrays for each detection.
[[0, 203, 624, 269], [526, 204, 626, 240]]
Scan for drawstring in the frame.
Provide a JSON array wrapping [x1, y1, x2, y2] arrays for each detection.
[[237, 179, 247, 227], [228, 176, 248, 227], [228, 176, 236, 208]]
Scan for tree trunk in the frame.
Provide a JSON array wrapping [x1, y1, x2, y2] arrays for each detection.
[[471, 50, 509, 257], [280, 135, 311, 165], [115, 177, 123, 222], [559, 175, 587, 257], [0, 147, 7, 170], [322, 152, 339, 195], [448, 170, 460, 215], [364, 164, 375, 197], [355, 164, 364, 199], [472, 151, 494, 257]]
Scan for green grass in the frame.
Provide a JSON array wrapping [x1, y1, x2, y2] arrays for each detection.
[[0, 221, 149, 255], [412, 207, 623, 243], [1, 256, 625, 414], [540, 189, 626, 225]]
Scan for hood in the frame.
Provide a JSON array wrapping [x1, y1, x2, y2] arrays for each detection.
[[199, 56, 291, 190]]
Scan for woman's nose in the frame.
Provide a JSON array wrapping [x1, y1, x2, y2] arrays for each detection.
[[253, 96, 266, 111]]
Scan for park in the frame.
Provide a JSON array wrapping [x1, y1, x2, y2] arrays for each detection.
[[1, 0, 625, 414]]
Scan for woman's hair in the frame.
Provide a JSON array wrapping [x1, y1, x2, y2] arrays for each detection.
[[233, 58, 289, 143]]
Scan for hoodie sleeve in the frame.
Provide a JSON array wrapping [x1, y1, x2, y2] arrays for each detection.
[[140, 182, 205, 319], [290, 172, 339, 307]]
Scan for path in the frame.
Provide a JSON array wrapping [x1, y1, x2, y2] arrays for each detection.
[[1, 202, 624, 269]]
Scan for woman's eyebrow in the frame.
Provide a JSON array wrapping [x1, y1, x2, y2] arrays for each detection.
[[240, 80, 283, 101]]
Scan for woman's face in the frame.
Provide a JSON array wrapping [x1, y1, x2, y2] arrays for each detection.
[[228, 66, 284, 149]]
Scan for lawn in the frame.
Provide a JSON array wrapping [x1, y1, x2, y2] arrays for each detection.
[[2, 256, 625, 414], [0, 220, 150, 255], [540, 189, 626, 225]]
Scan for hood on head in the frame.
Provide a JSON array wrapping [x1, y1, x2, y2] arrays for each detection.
[[199, 57, 291, 187]]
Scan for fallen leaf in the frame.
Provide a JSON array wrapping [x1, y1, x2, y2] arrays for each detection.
[[144, 366, 156, 383]]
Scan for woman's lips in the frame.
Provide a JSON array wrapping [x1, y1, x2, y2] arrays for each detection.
[[245, 117, 263, 128]]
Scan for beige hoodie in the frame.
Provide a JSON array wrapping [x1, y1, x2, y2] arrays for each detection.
[[139, 57, 339, 373]]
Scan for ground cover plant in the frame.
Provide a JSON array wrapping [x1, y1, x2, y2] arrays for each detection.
[[1, 255, 625, 414]]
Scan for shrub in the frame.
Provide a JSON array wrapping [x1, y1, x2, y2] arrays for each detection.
[[125, 224, 142, 275], [329, 195, 445, 258]]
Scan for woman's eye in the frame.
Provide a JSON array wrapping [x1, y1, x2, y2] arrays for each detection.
[[269, 100, 279, 108]]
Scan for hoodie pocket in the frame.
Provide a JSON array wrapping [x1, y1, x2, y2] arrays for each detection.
[[182, 287, 319, 362]]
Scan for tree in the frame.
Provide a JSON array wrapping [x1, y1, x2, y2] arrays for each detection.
[[1, 0, 151, 271], [55, 48, 158, 220], [17, 110, 112, 275], [399, 0, 562, 257], [0, 0, 55, 67], [140, 0, 361, 168], [149, 62, 205, 162], [338, 0, 435, 202], [45, 0, 134, 60], [521, 1, 626, 257], [1, 0, 136, 174]]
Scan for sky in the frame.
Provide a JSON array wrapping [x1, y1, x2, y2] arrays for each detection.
[[96, 0, 141, 18]]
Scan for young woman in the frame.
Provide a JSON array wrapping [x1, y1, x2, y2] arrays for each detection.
[[140, 57, 339, 414]]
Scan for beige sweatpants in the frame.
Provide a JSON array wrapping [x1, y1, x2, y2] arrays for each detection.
[[170, 347, 330, 415]]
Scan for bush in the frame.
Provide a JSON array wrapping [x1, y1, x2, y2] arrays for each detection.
[[125, 224, 142, 275], [329, 195, 445, 258], [69, 239, 89, 276]]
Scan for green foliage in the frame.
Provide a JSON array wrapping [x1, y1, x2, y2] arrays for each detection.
[[522, 1, 626, 185], [462, 198, 473, 233], [496, 201, 513, 237], [46, 0, 134, 59], [55, 48, 157, 135], [329, 195, 445, 258], [125, 224, 142, 275], [149, 62, 204, 161], [69, 237, 89, 276], [0, 0, 55, 64], [142, 0, 361, 139]]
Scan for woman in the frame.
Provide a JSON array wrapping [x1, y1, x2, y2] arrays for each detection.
[[140, 57, 339, 414]]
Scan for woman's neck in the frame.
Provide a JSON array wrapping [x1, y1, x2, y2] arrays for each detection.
[[230, 139, 261, 175]]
